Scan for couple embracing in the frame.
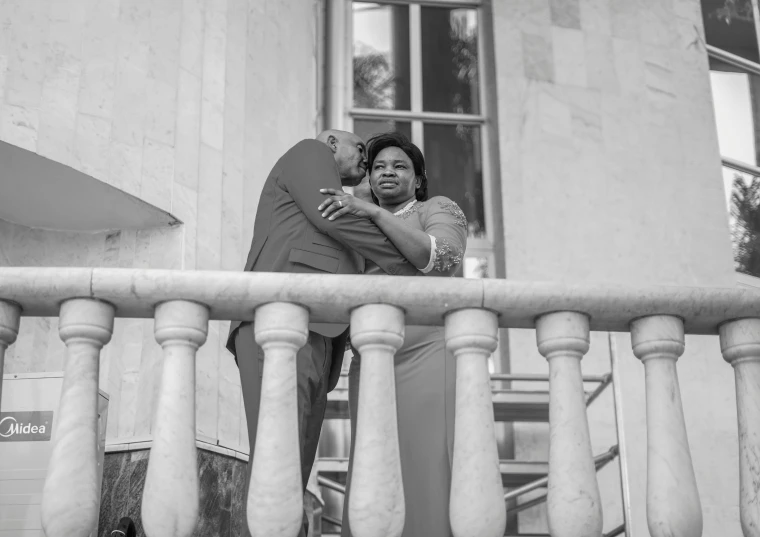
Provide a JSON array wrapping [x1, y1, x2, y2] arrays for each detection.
[[226, 129, 468, 537]]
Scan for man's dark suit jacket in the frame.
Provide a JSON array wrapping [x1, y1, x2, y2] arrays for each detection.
[[227, 139, 419, 391]]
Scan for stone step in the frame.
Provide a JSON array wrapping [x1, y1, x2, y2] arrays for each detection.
[[315, 457, 551, 488], [326, 389, 552, 422]]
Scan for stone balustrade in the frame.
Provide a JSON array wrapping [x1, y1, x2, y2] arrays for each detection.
[[537, 312, 602, 537], [244, 302, 310, 537], [0, 300, 20, 414], [0, 267, 758, 537]]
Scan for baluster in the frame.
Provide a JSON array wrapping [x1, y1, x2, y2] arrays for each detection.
[[719, 318, 760, 536], [247, 302, 309, 537], [446, 308, 506, 537], [631, 315, 702, 537], [41, 298, 115, 537], [142, 300, 209, 537], [536, 311, 602, 537], [348, 304, 406, 537], [0, 300, 21, 412]]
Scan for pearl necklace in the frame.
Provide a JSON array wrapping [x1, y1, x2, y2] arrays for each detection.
[[393, 199, 418, 217]]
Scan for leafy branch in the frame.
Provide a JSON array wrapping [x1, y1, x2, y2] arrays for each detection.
[[731, 174, 760, 276], [353, 49, 396, 109]]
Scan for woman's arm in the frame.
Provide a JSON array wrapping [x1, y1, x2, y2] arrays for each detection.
[[369, 207, 432, 270], [318, 189, 432, 270], [418, 197, 468, 277]]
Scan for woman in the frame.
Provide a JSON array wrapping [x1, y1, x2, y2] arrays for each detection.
[[317, 132, 468, 537]]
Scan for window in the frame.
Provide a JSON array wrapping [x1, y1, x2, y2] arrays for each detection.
[[701, 0, 760, 278], [325, 0, 497, 278]]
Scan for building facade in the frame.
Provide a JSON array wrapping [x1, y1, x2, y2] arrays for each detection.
[[0, 0, 751, 535]]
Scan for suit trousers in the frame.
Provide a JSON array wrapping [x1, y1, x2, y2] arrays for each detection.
[[235, 323, 333, 537]]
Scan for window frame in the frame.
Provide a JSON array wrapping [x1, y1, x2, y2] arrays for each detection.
[[325, 0, 498, 265], [703, 0, 760, 281]]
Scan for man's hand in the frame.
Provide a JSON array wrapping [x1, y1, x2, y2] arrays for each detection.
[[319, 188, 380, 221], [353, 175, 374, 203]]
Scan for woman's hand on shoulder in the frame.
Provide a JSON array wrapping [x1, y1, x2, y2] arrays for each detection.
[[318, 188, 380, 221]]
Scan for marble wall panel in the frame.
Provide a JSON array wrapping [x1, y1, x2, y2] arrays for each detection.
[[579, 0, 611, 34], [0, 55, 7, 104], [174, 67, 203, 192], [5, 0, 49, 109], [196, 143, 224, 271], [200, 0, 226, 153], [550, 0, 581, 29], [1, 0, 320, 464], [197, 322, 221, 440], [0, 103, 40, 151], [585, 33, 617, 92], [493, 0, 739, 533], [75, 113, 112, 179], [179, 0, 206, 78], [140, 138, 174, 213]]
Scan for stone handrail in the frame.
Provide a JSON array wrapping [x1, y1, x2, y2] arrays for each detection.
[[0, 267, 758, 330], [0, 267, 756, 537]]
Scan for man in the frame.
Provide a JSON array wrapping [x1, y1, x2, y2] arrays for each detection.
[[227, 130, 419, 536]]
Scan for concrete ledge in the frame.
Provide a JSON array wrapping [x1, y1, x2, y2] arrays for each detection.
[[105, 436, 250, 463]]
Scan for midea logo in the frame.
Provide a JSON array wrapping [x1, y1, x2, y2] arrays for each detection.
[[0, 416, 47, 438]]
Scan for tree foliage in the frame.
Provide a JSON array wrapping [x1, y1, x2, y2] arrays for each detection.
[[353, 52, 394, 109], [710, 0, 754, 24], [449, 15, 478, 115], [731, 175, 760, 276]]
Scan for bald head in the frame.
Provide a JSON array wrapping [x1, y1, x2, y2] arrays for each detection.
[[316, 129, 360, 144], [316, 129, 367, 186]]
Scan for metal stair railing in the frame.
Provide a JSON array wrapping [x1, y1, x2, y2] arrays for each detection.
[[488, 371, 613, 407], [604, 524, 626, 537], [316, 445, 620, 533], [317, 475, 346, 495], [492, 333, 629, 536], [503, 445, 619, 505], [609, 332, 631, 537]]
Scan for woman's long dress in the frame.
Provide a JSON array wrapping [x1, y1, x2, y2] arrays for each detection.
[[340, 196, 468, 537]]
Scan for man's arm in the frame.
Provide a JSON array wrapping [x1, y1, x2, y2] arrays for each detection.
[[278, 140, 419, 275]]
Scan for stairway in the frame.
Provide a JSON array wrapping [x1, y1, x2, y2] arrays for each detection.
[[314, 335, 629, 536]]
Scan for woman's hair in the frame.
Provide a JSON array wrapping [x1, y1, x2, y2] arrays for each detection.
[[366, 132, 429, 203]]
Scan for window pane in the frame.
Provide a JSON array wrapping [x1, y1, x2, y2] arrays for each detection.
[[353, 118, 412, 143], [710, 61, 760, 167], [353, 2, 411, 110], [423, 123, 485, 238], [463, 256, 489, 278], [421, 7, 480, 114], [701, 0, 759, 61], [726, 169, 760, 278]]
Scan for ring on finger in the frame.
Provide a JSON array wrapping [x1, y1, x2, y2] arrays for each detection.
[[338, 200, 343, 208]]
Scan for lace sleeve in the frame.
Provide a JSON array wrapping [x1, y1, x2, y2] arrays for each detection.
[[420, 197, 468, 276]]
